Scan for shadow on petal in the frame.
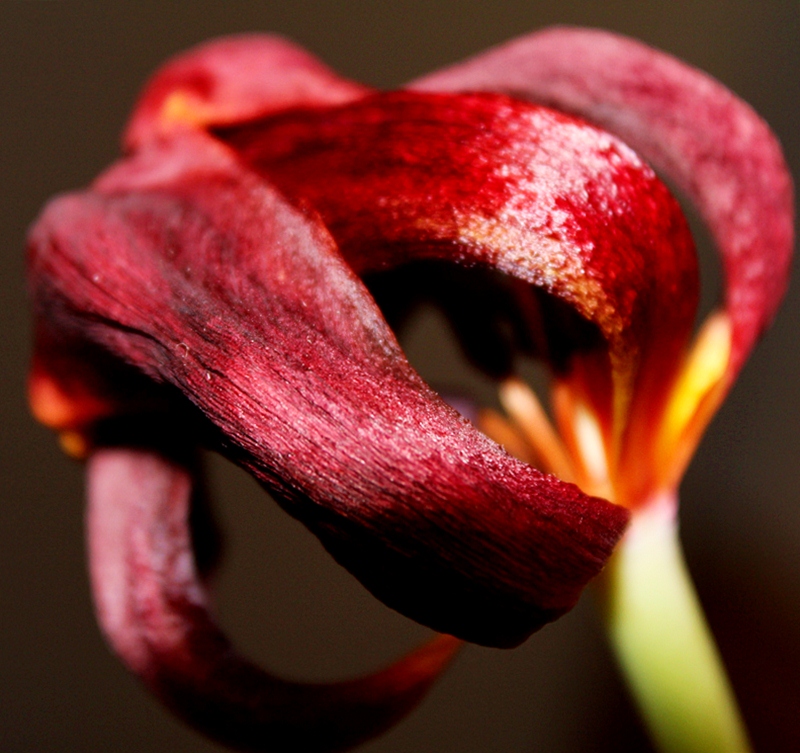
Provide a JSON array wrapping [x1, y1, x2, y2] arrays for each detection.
[[87, 447, 460, 753]]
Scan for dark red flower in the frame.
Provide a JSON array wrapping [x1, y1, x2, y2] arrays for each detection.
[[27, 28, 792, 752]]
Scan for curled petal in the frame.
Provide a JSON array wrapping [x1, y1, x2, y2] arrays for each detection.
[[218, 91, 699, 426], [28, 132, 628, 647], [87, 446, 460, 753], [124, 34, 369, 150], [412, 26, 794, 383]]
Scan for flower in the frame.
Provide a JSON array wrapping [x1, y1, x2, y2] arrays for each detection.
[[26, 27, 792, 753]]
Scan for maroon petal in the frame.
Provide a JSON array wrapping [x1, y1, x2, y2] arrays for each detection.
[[87, 446, 460, 752], [412, 27, 794, 382], [124, 34, 369, 150], [219, 91, 698, 426], [28, 132, 628, 647]]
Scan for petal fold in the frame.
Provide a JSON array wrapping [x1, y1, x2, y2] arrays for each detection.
[[87, 446, 460, 753], [124, 34, 369, 150], [412, 27, 794, 383], [218, 91, 698, 421], [28, 132, 629, 647]]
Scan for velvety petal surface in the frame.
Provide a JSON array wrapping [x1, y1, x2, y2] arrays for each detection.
[[86, 446, 459, 753], [412, 26, 794, 383], [218, 90, 699, 429], [124, 34, 370, 150], [28, 131, 628, 647]]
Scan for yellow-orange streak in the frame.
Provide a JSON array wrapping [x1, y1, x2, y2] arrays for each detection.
[[28, 371, 108, 432], [655, 311, 732, 491], [160, 91, 215, 130]]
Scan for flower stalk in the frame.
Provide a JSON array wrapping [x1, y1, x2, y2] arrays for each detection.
[[600, 495, 751, 753]]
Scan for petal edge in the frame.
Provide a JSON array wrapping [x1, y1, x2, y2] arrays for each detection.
[[28, 133, 629, 647], [412, 26, 794, 382], [87, 446, 460, 753]]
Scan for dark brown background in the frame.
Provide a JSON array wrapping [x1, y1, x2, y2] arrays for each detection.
[[2, 2, 798, 751]]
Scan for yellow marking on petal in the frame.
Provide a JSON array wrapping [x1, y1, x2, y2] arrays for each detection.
[[160, 91, 211, 129], [28, 372, 110, 442], [662, 312, 731, 448], [608, 350, 637, 466], [656, 312, 732, 488], [478, 408, 537, 466], [28, 373, 82, 429], [453, 211, 611, 329], [499, 377, 576, 483]]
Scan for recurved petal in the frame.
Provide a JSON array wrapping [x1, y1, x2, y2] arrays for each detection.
[[412, 27, 794, 383], [87, 446, 460, 753], [220, 91, 697, 344], [218, 90, 698, 430], [28, 132, 628, 647], [124, 34, 369, 150]]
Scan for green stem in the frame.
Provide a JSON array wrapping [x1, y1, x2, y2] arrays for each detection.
[[599, 492, 751, 753]]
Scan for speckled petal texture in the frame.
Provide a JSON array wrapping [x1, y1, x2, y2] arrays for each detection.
[[412, 26, 794, 382], [28, 131, 628, 649]]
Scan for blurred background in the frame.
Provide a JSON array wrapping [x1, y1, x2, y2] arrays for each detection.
[[1, 2, 798, 751]]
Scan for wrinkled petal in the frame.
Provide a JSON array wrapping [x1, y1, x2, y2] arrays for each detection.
[[412, 26, 794, 384], [217, 90, 699, 431], [125, 34, 369, 150], [87, 446, 460, 753], [28, 131, 628, 647], [217, 89, 700, 456]]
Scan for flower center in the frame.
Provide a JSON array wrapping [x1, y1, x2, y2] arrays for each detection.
[[481, 311, 733, 509]]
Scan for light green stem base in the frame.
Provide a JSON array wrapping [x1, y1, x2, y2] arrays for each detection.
[[600, 493, 751, 753]]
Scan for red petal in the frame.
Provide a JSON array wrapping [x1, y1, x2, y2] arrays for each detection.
[[28, 132, 628, 647], [412, 27, 794, 382], [218, 90, 698, 428], [87, 447, 460, 752], [124, 34, 369, 150]]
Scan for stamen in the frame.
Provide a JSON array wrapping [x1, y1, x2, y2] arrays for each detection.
[[478, 408, 537, 465], [572, 403, 612, 498], [499, 377, 577, 482]]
